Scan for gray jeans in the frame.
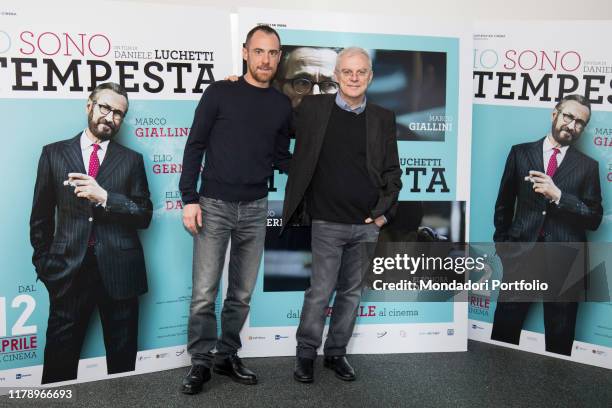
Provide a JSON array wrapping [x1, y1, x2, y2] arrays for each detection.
[[188, 196, 267, 367], [296, 219, 380, 359]]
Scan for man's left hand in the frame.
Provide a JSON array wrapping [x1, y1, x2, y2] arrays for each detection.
[[528, 170, 561, 202], [65, 173, 108, 205], [365, 215, 386, 228]]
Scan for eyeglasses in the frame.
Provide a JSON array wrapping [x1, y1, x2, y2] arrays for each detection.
[[337, 68, 370, 80], [287, 78, 338, 95], [557, 110, 587, 131], [94, 102, 126, 121]]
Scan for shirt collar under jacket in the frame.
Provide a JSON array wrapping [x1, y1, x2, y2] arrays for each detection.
[[543, 133, 569, 158], [335, 92, 367, 115], [80, 130, 110, 152]]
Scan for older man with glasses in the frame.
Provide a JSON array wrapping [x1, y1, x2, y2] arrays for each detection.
[[281, 46, 402, 383]]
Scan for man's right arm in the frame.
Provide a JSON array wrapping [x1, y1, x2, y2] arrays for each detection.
[[179, 84, 219, 234], [179, 85, 219, 204], [29, 146, 55, 274], [493, 146, 518, 243]]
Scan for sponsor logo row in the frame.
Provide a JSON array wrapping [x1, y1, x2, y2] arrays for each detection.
[[245, 329, 458, 342]]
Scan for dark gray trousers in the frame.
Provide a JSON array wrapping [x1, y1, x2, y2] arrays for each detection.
[[296, 220, 379, 359], [187, 196, 267, 367]]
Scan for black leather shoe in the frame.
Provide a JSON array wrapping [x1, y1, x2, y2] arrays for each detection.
[[213, 354, 257, 385], [323, 356, 356, 381], [293, 357, 314, 383], [181, 364, 211, 395]]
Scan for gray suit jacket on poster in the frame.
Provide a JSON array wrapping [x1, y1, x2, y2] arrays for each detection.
[[30, 134, 153, 300], [281, 94, 402, 234]]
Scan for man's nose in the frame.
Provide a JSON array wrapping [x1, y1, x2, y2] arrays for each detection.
[[311, 84, 321, 95]]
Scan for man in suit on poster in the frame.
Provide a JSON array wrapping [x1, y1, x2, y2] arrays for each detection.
[[282, 47, 402, 382], [491, 94, 603, 356], [30, 82, 152, 383]]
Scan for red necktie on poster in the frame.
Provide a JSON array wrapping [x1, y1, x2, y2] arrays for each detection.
[[89, 144, 101, 178], [546, 148, 560, 177], [88, 144, 101, 247]]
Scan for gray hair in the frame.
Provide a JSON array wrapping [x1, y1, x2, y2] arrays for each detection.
[[335, 47, 372, 71]]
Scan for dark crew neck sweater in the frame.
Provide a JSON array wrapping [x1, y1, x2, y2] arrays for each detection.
[[308, 104, 379, 224], [179, 76, 292, 203]]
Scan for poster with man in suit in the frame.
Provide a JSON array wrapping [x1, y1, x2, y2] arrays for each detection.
[[469, 22, 612, 369], [30, 82, 153, 383], [490, 94, 603, 356]]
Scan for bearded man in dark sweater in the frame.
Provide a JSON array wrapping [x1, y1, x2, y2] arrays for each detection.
[[179, 25, 291, 394], [282, 47, 402, 383]]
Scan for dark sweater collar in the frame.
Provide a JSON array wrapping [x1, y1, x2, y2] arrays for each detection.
[[240, 75, 272, 92]]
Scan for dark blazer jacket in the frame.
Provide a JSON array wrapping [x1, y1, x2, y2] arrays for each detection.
[[493, 137, 603, 299], [281, 94, 402, 234], [30, 134, 153, 300], [493, 137, 602, 244]]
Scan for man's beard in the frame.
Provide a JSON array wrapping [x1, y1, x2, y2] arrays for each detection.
[[88, 113, 118, 141], [551, 121, 579, 146], [248, 63, 276, 84]]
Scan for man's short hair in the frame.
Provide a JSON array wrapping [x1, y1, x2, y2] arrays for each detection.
[[244, 25, 281, 48], [555, 94, 591, 116], [335, 47, 372, 71], [88, 82, 129, 110]]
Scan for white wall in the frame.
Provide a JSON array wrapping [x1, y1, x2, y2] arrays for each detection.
[[122, 0, 612, 19]]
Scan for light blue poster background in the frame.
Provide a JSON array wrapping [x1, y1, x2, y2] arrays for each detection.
[[1, 28, 465, 370], [0, 98, 211, 370], [469, 104, 612, 348], [249, 29, 461, 327]]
